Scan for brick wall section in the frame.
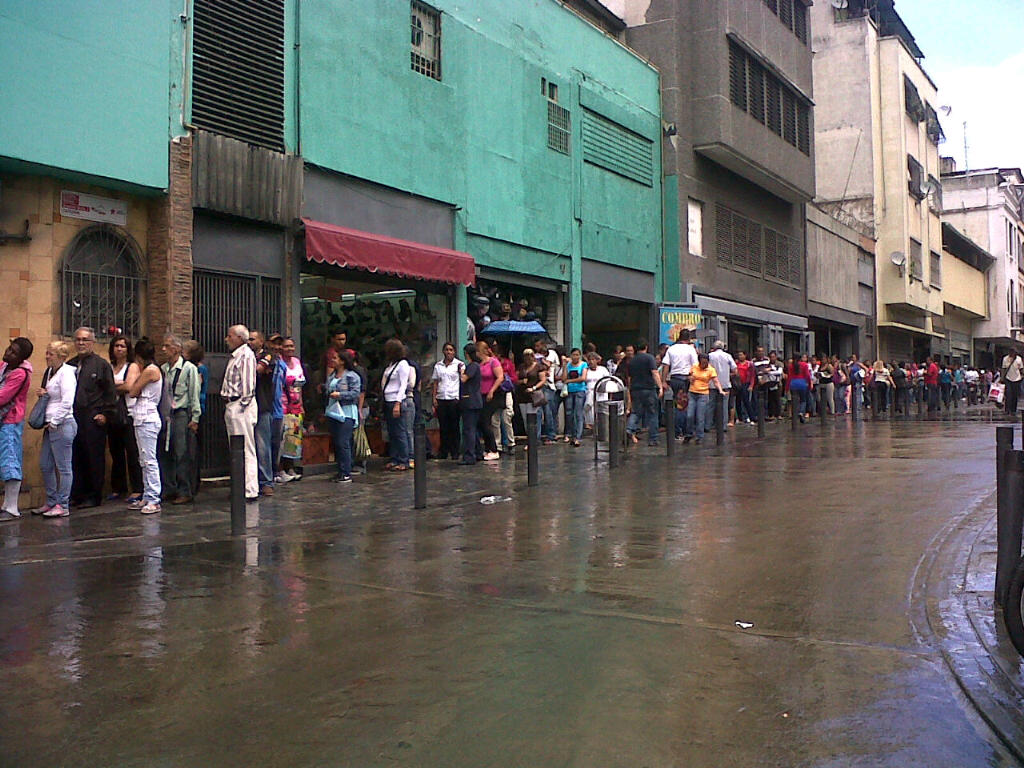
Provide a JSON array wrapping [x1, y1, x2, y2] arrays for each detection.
[[147, 135, 194, 338]]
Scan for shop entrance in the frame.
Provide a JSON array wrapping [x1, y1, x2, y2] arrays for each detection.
[[728, 322, 761, 357], [582, 292, 650, 355]]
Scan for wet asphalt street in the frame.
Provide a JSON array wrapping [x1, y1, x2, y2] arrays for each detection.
[[0, 414, 1019, 767]]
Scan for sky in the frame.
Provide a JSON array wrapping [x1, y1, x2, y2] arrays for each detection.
[[886, 0, 1023, 171]]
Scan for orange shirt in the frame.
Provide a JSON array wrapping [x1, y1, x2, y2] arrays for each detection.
[[689, 364, 717, 395]]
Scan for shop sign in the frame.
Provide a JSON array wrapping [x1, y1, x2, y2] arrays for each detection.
[[60, 190, 127, 226], [658, 304, 702, 345]]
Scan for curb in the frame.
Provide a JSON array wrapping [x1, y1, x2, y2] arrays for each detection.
[[917, 491, 1024, 762]]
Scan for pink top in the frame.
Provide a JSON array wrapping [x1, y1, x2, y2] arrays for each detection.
[[0, 361, 33, 424], [479, 357, 501, 397], [281, 356, 305, 416]]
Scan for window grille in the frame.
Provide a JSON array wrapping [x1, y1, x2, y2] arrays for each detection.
[[547, 100, 571, 155], [410, 1, 441, 80], [581, 110, 653, 186], [909, 239, 923, 280], [716, 205, 800, 287], [193, 270, 281, 355], [728, 40, 810, 155], [907, 155, 926, 200], [62, 225, 146, 339], [903, 76, 925, 122], [192, 0, 285, 151], [929, 251, 942, 289], [925, 103, 945, 145]]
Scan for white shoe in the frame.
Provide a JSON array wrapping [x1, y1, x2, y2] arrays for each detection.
[[275, 473, 291, 484], [284, 469, 299, 480], [483, 452, 500, 461]]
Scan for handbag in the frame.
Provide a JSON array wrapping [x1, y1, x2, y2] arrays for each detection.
[[28, 394, 49, 429], [530, 388, 548, 408]]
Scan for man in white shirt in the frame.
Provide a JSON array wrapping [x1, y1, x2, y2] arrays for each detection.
[[534, 339, 562, 442], [707, 340, 737, 429], [221, 324, 258, 500], [660, 328, 699, 398]]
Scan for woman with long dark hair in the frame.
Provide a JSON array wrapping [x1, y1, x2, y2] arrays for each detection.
[[126, 338, 163, 515], [458, 343, 483, 465], [787, 353, 812, 423], [325, 349, 361, 483], [108, 334, 142, 503], [381, 338, 412, 470]]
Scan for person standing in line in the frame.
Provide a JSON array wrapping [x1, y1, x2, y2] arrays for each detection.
[[0, 338, 33, 522], [707, 340, 736, 431], [515, 348, 548, 445], [264, 334, 287, 482], [832, 356, 849, 415], [68, 327, 116, 509], [626, 339, 663, 446], [785, 353, 812, 423], [660, 328, 699, 401], [249, 331, 278, 496], [751, 346, 772, 422], [534, 339, 561, 445], [683, 352, 725, 444], [34, 341, 77, 518], [583, 352, 611, 432], [278, 337, 306, 480], [108, 334, 143, 504], [492, 342, 518, 455], [183, 341, 208, 496], [325, 349, 361, 483], [403, 344, 422, 462], [872, 360, 893, 413], [1001, 350, 1023, 415], [476, 340, 504, 460], [431, 342, 463, 460], [563, 348, 588, 448], [816, 355, 835, 416], [458, 343, 483, 465], [221, 325, 259, 500], [764, 351, 784, 420], [848, 354, 866, 418], [924, 356, 941, 413], [159, 335, 201, 504], [382, 338, 413, 471], [891, 361, 909, 414], [126, 338, 163, 515], [938, 363, 954, 410], [734, 351, 754, 424]]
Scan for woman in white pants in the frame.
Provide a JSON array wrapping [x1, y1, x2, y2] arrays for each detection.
[[126, 338, 163, 515]]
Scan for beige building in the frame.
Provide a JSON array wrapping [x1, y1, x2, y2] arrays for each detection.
[[811, 0, 949, 362]]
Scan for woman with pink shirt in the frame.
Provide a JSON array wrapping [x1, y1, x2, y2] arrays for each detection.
[[476, 340, 504, 461], [0, 337, 34, 521]]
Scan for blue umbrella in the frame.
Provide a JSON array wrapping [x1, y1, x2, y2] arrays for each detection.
[[480, 320, 547, 335]]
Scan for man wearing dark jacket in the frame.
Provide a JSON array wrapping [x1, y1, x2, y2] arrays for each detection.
[[69, 327, 116, 508]]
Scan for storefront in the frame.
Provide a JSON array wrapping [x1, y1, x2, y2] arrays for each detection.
[[469, 273, 565, 352], [691, 293, 811, 357], [581, 261, 656, 353], [299, 218, 475, 458]]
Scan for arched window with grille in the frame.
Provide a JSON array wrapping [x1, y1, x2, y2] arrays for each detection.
[[62, 225, 147, 339]]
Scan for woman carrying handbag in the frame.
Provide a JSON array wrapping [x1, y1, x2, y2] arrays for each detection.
[[34, 341, 78, 517]]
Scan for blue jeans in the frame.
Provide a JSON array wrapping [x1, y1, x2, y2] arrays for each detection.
[[565, 390, 587, 441], [40, 419, 76, 507], [386, 401, 411, 467], [705, 389, 728, 430], [270, 417, 283, 471], [790, 383, 809, 416], [133, 419, 162, 505], [543, 390, 560, 440], [685, 392, 708, 440], [328, 417, 355, 478], [255, 412, 274, 489], [630, 389, 659, 444], [0, 421, 24, 482]]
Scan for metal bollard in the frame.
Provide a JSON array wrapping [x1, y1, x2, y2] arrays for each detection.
[[995, 427, 1019, 607], [608, 406, 620, 468], [757, 389, 766, 438], [526, 411, 539, 486], [791, 391, 799, 431], [230, 434, 245, 536], [871, 385, 879, 420], [413, 420, 426, 509], [665, 394, 675, 457], [819, 388, 827, 427]]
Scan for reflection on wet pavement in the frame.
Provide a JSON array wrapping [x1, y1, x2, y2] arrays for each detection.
[[0, 418, 1018, 766]]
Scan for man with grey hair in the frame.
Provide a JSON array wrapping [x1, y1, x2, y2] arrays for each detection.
[[69, 326, 116, 508], [707, 339, 737, 431], [221, 324, 258, 500], [160, 334, 201, 504]]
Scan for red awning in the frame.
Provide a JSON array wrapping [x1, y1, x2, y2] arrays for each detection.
[[302, 218, 475, 286]]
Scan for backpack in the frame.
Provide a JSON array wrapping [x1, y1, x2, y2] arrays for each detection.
[[892, 367, 907, 387]]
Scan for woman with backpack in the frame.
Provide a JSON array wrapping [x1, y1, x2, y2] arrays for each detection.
[[0, 337, 34, 522], [126, 338, 163, 515]]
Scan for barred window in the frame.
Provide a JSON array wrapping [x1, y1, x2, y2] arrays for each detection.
[[929, 251, 942, 289], [62, 225, 146, 339], [909, 238, 923, 281], [547, 99, 570, 155], [411, 1, 441, 80], [728, 40, 810, 155], [716, 204, 799, 286]]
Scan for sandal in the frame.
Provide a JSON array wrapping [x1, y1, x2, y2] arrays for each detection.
[[125, 494, 143, 503]]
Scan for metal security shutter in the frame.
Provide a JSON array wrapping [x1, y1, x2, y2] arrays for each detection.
[[192, 0, 285, 151], [747, 222, 763, 274], [261, 278, 282, 336], [764, 228, 780, 279], [732, 214, 749, 271], [729, 42, 747, 111], [581, 110, 653, 186]]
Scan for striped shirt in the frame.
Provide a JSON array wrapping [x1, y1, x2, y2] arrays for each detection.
[[220, 343, 256, 406]]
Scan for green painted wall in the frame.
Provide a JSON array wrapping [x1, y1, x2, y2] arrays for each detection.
[[299, 0, 664, 345], [0, 1, 172, 190]]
